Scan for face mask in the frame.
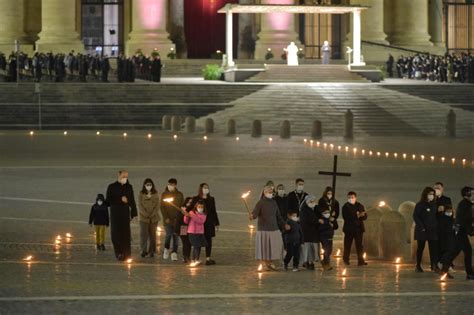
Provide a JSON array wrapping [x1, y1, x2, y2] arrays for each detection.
[[326, 194, 333, 200], [197, 207, 204, 213], [119, 177, 127, 185], [296, 185, 304, 192], [427, 194, 435, 202], [97, 200, 103, 206], [290, 216, 298, 222], [348, 198, 356, 205], [445, 212, 453, 217], [265, 193, 273, 199], [435, 189, 442, 197], [168, 185, 175, 192], [308, 202, 316, 209], [323, 213, 330, 219], [277, 190, 285, 197], [202, 188, 209, 195], [145, 185, 152, 191]]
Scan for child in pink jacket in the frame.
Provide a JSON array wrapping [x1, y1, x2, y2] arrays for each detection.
[[182, 200, 207, 266]]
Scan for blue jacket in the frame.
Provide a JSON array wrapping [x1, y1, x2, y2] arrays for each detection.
[[318, 216, 335, 241], [284, 219, 304, 245]]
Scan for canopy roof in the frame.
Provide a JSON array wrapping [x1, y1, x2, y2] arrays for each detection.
[[217, 4, 369, 14]]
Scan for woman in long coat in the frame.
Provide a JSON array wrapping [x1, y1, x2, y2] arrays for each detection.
[[413, 186, 439, 272], [138, 178, 160, 258]]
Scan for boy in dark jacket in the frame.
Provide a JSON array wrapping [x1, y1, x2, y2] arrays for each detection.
[[283, 210, 304, 272], [437, 205, 455, 273], [318, 205, 335, 270], [89, 194, 109, 251]]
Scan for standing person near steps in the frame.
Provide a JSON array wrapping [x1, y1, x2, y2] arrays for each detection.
[[160, 178, 184, 261]]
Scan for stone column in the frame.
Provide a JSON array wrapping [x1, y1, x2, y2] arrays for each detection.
[[390, 0, 432, 47], [127, 0, 175, 58], [356, 0, 388, 44], [429, 0, 443, 46], [0, 0, 33, 53], [36, 0, 83, 53], [254, 0, 301, 60], [169, 0, 186, 58]]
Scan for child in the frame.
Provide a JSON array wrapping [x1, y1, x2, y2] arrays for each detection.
[[318, 205, 335, 270], [88, 194, 109, 251], [283, 210, 304, 272], [437, 205, 455, 273], [182, 200, 208, 266]]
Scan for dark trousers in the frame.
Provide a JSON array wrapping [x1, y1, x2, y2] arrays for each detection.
[[343, 232, 364, 263], [284, 243, 300, 268], [164, 224, 178, 253], [416, 239, 439, 269], [205, 234, 213, 258], [180, 235, 191, 261], [192, 246, 202, 261], [321, 238, 333, 264], [442, 233, 472, 275]]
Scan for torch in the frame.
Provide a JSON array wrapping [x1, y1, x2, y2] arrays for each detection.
[[241, 191, 252, 220]]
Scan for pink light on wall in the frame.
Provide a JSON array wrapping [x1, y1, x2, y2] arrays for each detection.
[[263, 0, 293, 30], [138, 0, 165, 29]]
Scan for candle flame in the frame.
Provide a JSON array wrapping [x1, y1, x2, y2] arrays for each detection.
[[241, 191, 251, 199], [336, 249, 341, 256], [126, 258, 133, 264], [342, 268, 347, 276], [66, 233, 72, 238], [173, 134, 178, 140], [440, 273, 448, 281], [248, 224, 255, 229], [56, 235, 61, 240], [395, 257, 401, 264], [235, 137, 240, 141], [157, 226, 162, 232], [55, 239, 61, 245], [203, 136, 208, 140], [163, 198, 174, 203], [258, 264, 263, 272], [189, 261, 199, 267], [378, 201, 386, 207], [23, 255, 33, 261], [363, 252, 367, 260], [29, 131, 34, 135], [147, 133, 152, 139]]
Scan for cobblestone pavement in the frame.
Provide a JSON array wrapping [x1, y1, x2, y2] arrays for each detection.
[[0, 131, 472, 314]]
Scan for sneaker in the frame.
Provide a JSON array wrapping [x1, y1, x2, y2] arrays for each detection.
[[171, 252, 178, 261], [163, 248, 170, 259], [205, 259, 216, 265], [415, 265, 424, 273], [292, 268, 299, 272]]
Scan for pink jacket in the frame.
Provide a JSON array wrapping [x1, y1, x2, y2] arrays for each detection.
[[184, 211, 207, 234]]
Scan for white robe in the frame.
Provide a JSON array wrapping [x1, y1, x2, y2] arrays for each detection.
[[286, 44, 299, 66]]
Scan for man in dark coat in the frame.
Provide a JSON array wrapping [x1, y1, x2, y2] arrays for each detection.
[[106, 170, 137, 261], [386, 54, 394, 78], [117, 54, 125, 83], [441, 186, 474, 280], [434, 182, 452, 215], [151, 57, 162, 82], [287, 178, 308, 216], [274, 184, 289, 219], [342, 191, 367, 266], [100, 56, 110, 83]]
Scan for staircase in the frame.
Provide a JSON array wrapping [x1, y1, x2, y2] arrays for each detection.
[[246, 65, 369, 83]]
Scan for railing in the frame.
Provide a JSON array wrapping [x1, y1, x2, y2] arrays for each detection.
[[361, 40, 431, 55]]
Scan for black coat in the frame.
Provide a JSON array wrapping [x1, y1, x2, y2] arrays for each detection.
[[413, 201, 438, 241], [317, 216, 335, 241], [89, 203, 110, 226], [287, 190, 308, 216], [274, 195, 289, 219], [437, 214, 455, 252], [435, 195, 452, 219], [299, 203, 319, 242], [283, 219, 304, 245], [106, 181, 137, 257], [318, 197, 340, 230], [455, 198, 473, 235], [191, 195, 220, 238], [342, 202, 367, 234]]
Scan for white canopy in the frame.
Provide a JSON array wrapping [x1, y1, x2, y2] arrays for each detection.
[[218, 4, 369, 68]]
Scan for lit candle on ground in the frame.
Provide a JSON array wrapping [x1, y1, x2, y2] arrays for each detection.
[[258, 264, 263, 272], [345, 146, 349, 152], [123, 132, 127, 137], [338, 146, 342, 151], [316, 142, 321, 147], [393, 153, 398, 158], [65, 233, 72, 238], [235, 137, 240, 141], [451, 158, 456, 164], [173, 134, 178, 140], [334, 249, 342, 257], [369, 151, 373, 156], [268, 137, 273, 142], [203, 136, 208, 141], [361, 149, 365, 155], [378, 201, 386, 207], [421, 155, 425, 161], [147, 133, 152, 139], [412, 154, 416, 160], [126, 258, 133, 264], [330, 144, 334, 149], [303, 138, 308, 144], [377, 152, 381, 157], [248, 224, 255, 230], [363, 252, 367, 260], [96, 131, 101, 135], [29, 131, 34, 135], [23, 255, 33, 261], [341, 268, 347, 277], [63, 131, 68, 135], [56, 235, 61, 240], [395, 257, 401, 264], [430, 156, 435, 161], [441, 157, 445, 163], [440, 273, 448, 282], [402, 153, 407, 159], [310, 140, 314, 145], [385, 152, 389, 158]]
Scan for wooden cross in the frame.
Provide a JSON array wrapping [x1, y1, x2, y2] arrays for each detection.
[[318, 155, 351, 200]]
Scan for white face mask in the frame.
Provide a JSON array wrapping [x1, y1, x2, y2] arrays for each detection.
[[197, 207, 204, 213], [168, 185, 175, 192], [290, 215, 298, 222], [323, 213, 330, 219], [277, 190, 285, 197], [445, 212, 453, 217], [97, 200, 103, 206], [264, 193, 273, 199], [427, 194, 435, 202], [145, 185, 152, 191], [119, 177, 127, 185], [202, 188, 209, 195], [348, 198, 356, 205], [296, 185, 304, 192], [307, 202, 316, 209], [435, 189, 442, 197], [326, 194, 333, 200]]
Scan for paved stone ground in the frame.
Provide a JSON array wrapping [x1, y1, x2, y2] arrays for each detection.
[[0, 131, 472, 314]]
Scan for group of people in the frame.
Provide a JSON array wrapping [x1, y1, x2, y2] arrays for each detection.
[[413, 183, 473, 280], [89, 170, 219, 267], [0, 50, 162, 83], [386, 52, 474, 83], [88, 171, 473, 280]]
